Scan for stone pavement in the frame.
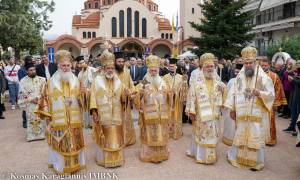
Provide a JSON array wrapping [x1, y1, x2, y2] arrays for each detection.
[[0, 107, 299, 180]]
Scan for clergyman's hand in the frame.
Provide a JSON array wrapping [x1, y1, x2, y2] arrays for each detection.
[[230, 111, 236, 121], [251, 89, 260, 97], [31, 97, 39, 104], [92, 110, 99, 123], [189, 113, 196, 122]]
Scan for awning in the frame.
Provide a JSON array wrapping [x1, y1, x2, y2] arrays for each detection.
[[260, 0, 298, 11], [242, 0, 261, 12], [178, 51, 197, 59]]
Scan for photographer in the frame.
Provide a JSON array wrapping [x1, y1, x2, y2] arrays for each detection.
[[285, 61, 300, 138]]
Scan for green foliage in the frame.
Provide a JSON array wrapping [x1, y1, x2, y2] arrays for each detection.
[[0, 0, 55, 59], [190, 0, 255, 59], [1, 51, 11, 61], [267, 36, 300, 60]]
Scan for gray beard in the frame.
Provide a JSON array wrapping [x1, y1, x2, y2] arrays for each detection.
[[145, 73, 160, 87], [203, 71, 214, 79], [105, 73, 114, 79], [245, 68, 254, 77], [59, 70, 73, 83]]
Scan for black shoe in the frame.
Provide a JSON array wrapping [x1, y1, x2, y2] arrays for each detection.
[[283, 127, 296, 133], [0, 116, 4, 119], [23, 124, 27, 128], [291, 131, 297, 137], [283, 115, 290, 119], [278, 113, 285, 117], [296, 142, 300, 147]]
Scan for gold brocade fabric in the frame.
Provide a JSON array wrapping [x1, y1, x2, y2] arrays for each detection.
[[90, 75, 126, 167], [140, 144, 169, 163], [163, 74, 188, 139], [237, 146, 258, 167], [205, 79, 214, 94], [117, 69, 136, 146], [267, 71, 287, 107], [36, 75, 85, 174], [135, 77, 170, 162], [266, 71, 287, 145], [93, 125, 124, 151], [50, 81, 84, 153], [96, 150, 124, 168]]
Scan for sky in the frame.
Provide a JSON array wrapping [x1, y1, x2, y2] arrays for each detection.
[[44, 0, 180, 39]]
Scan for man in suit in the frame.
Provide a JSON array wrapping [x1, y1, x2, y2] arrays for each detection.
[[187, 58, 198, 86], [129, 57, 141, 85], [137, 58, 147, 79], [215, 58, 229, 83], [36, 54, 58, 81]]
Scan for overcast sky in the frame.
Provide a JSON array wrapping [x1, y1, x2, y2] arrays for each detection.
[[44, 0, 180, 39]]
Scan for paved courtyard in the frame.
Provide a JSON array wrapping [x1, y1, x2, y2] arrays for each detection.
[[0, 107, 299, 180]]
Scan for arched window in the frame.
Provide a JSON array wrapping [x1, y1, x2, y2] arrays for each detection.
[[95, 2, 99, 8], [88, 32, 91, 38], [112, 17, 117, 37], [134, 11, 139, 37], [161, 33, 164, 39], [88, 3, 91, 8], [127, 8, 132, 37], [166, 33, 169, 39], [83, 32, 87, 38], [92, 32, 96, 38], [108, 0, 111, 5], [119, 10, 124, 37], [142, 18, 147, 38], [170, 33, 173, 40]]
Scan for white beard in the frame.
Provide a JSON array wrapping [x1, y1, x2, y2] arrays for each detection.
[[203, 71, 214, 79], [105, 73, 114, 79], [145, 73, 161, 88], [59, 70, 73, 83]]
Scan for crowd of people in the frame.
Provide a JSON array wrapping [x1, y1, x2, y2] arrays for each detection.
[[0, 45, 299, 175]]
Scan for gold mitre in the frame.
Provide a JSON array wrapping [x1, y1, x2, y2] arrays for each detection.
[[241, 46, 257, 60], [146, 55, 160, 68], [55, 50, 73, 63], [200, 53, 215, 65], [100, 49, 115, 66]]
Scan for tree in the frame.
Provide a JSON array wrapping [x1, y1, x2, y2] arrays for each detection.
[[267, 36, 300, 60], [190, 0, 255, 59], [0, 0, 55, 59]]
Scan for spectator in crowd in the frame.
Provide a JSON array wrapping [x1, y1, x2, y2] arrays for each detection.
[[0, 61, 6, 119], [215, 58, 229, 82], [187, 58, 198, 85], [159, 58, 169, 76], [137, 58, 147, 79], [4, 57, 21, 110], [18, 56, 33, 80], [36, 54, 57, 81], [229, 57, 243, 80], [274, 61, 285, 80], [183, 58, 191, 72], [284, 61, 300, 135], [176, 59, 187, 75], [129, 57, 142, 85], [280, 59, 296, 119], [92, 54, 102, 68], [71, 60, 80, 76]]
